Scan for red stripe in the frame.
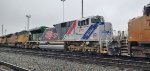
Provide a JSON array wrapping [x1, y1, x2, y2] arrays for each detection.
[[66, 20, 76, 35]]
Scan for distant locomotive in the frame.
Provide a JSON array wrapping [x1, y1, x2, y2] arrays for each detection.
[[0, 26, 48, 48]]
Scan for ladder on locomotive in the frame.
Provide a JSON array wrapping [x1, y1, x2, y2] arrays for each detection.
[[119, 31, 128, 56]]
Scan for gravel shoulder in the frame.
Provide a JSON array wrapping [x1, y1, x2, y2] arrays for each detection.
[[0, 51, 141, 71]]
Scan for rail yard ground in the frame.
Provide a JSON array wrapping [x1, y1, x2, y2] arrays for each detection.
[[0, 47, 144, 71]]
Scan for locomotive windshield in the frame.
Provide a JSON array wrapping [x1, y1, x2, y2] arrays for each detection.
[[91, 16, 104, 23]]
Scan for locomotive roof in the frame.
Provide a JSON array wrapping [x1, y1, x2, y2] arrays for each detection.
[[5, 34, 13, 37], [78, 15, 104, 21], [0, 33, 13, 38], [29, 26, 48, 33], [129, 16, 143, 22], [53, 15, 104, 26], [17, 30, 29, 34]]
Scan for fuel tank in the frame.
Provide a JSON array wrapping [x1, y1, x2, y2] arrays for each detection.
[[39, 45, 65, 50]]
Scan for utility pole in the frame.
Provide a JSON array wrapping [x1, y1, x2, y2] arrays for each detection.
[[25, 27, 26, 30], [5, 29, 6, 35], [26, 14, 31, 30], [61, 0, 66, 22], [82, 0, 83, 18], [2, 24, 3, 36]]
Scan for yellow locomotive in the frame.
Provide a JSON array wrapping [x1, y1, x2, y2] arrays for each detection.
[[128, 3, 150, 57], [15, 31, 29, 47], [0, 26, 47, 48]]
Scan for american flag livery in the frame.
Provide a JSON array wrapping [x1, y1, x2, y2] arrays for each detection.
[[45, 31, 57, 40], [66, 20, 77, 35]]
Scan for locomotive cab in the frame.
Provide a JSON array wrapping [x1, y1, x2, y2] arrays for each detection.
[[91, 16, 104, 23], [78, 16, 104, 27], [77, 16, 105, 35], [144, 4, 150, 16]]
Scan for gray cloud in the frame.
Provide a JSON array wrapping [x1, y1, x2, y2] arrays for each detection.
[[0, 0, 149, 34]]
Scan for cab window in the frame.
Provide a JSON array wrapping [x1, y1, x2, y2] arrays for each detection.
[[81, 21, 84, 26], [83, 20, 86, 25], [86, 19, 89, 25], [78, 21, 81, 26], [91, 18, 100, 23]]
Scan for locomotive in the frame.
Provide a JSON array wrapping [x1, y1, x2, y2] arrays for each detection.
[[54, 16, 113, 53], [0, 15, 113, 54], [128, 3, 150, 57]]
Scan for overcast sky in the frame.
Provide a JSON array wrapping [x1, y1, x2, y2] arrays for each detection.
[[0, 0, 149, 35]]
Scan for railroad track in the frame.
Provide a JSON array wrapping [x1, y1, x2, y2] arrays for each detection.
[[0, 60, 32, 71], [0, 47, 150, 70]]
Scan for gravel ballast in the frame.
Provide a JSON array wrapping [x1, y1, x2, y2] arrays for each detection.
[[0, 51, 142, 71]]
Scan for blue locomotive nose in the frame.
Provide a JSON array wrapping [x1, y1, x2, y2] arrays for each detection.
[[144, 4, 150, 16]]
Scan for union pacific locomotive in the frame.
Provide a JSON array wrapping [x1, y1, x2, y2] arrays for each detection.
[[0, 15, 113, 54], [128, 3, 150, 57], [0, 3, 150, 58]]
